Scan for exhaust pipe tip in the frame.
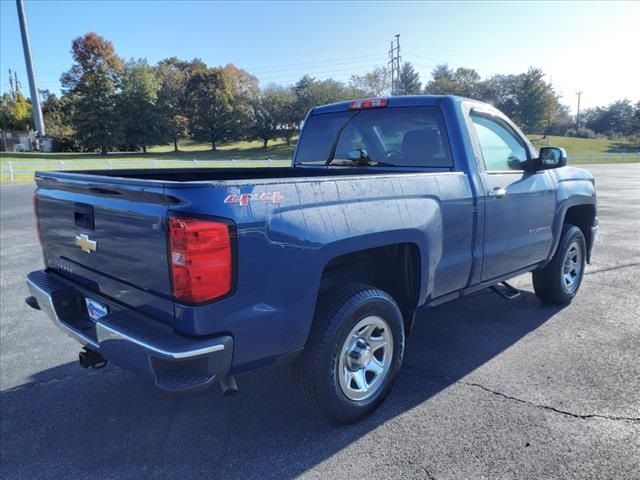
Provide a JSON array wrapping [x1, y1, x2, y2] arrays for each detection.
[[219, 375, 239, 397], [25, 296, 40, 310], [79, 348, 107, 369]]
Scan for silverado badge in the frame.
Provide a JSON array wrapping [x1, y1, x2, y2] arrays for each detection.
[[75, 233, 97, 254]]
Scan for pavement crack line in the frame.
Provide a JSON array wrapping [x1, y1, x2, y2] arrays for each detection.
[[585, 262, 640, 276], [463, 382, 640, 423]]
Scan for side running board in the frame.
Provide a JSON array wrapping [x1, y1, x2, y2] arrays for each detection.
[[490, 281, 521, 300]]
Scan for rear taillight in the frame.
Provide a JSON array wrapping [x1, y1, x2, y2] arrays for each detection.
[[168, 216, 233, 303]]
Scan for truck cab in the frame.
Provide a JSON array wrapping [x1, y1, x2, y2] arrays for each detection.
[[26, 96, 597, 423]]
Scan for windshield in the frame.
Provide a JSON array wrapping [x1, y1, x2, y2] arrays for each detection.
[[295, 107, 452, 168]]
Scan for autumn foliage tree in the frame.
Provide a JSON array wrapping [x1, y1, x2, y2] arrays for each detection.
[[28, 32, 639, 153], [186, 67, 235, 151], [61, 33, 123, 154], [119, 60, 161, 153]]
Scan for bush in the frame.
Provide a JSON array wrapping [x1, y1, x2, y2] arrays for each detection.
[[565, 128, 595, 139], [52, 135, 81, 152], [576, 128, 595, 139]]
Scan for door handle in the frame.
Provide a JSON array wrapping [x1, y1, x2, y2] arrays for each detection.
[[487, 187, 507, 199]]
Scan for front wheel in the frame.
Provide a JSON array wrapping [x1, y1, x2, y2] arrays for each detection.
[[293, 283, 405, 424], [533, 224, 587, 305]]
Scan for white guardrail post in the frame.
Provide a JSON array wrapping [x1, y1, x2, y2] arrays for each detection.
[[8, 161, 14, 182]]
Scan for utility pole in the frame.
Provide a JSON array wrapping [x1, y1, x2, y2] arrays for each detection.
[[388, 34, 401, 95], [575, 91, 583, 130], [16, 0, 45, 137], [8, 70, 15, 99]]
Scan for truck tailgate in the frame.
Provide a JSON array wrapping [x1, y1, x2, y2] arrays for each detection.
[[34, 175, 174, 324]]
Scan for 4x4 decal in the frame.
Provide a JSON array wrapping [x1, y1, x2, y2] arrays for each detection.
[[224, 192, 283, 207]]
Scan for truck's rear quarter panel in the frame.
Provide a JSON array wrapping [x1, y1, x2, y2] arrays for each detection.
[[165, 170, 474, 371]]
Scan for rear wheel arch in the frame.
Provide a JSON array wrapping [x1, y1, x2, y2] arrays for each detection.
[[314, 243, 422, 336]]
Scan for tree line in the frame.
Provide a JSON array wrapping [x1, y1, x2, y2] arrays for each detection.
[[1, 32, 638, 153]]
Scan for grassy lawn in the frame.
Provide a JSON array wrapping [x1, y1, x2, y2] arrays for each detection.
[[528, 135, 640, 156], [2, 135, 638, 183], [0, 138, 295, 183], [1, 138, 296, 163]]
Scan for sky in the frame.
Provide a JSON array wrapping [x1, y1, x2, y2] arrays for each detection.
[[1, 0, 639, 113]]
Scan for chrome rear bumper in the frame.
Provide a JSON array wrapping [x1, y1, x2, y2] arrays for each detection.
[[26, 270, 233, 391]]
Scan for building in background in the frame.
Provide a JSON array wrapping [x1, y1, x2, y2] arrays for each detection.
[[0, 130, 52, 152]]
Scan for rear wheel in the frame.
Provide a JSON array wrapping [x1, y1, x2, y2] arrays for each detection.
[[533, 224, 586, 305], [293, 283, 405, 424]]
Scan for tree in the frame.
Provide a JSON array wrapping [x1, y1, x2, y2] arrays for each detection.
[[396, 62, 421, 95], [10, 92, 33, 130], [41, 91, 76, 150], [61, 33, 124, 154], [267, 85, 298, 145], [119, 59, 161, 153], [251, 91, 278, 149], [156, 62, 188, 151], [584, 99, 636, 137], [633, 101, 640, 136], [547, 104, 573, 136], [292, 75, 356, 128], [222, 64, 260, 140], [451, 67, 481, 98], [349, 66, 390, 97], [515, 67, 558, 133], [478, 73, 520, 118], [186, 67, 235, 151], [425, 64, 481, 98], [424, 64, 456, 95], [0, 93, 12, 130], [155, 57, 205, 151]]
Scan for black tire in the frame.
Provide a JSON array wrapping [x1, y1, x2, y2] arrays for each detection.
[[533, 224, 587, 305], [293, 283, 405, 424]]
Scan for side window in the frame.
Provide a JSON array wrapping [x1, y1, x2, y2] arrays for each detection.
[[471, 114, 527, 171]]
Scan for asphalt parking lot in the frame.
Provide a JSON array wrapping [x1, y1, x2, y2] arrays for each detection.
[[1, 164, 639, 480]]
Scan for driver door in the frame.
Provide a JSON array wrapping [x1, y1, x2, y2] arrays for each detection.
[[470, 112, 556, 281]]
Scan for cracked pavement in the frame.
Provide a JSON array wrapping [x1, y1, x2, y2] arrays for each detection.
[[1, 163, 639, 479]]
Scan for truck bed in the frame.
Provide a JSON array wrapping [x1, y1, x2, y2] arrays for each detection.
[[36, 166, 450, 184]]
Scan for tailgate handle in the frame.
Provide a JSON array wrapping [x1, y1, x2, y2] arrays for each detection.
[[74, 203, 95, 229]]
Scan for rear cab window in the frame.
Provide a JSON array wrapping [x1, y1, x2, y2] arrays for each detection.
[[295, 107, 453, 169]]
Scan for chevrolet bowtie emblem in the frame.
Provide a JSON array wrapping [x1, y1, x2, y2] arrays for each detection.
[[75, 233, 97, 254]]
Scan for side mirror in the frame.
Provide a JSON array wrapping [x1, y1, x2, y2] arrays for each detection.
[[534, 147, 567, 170]]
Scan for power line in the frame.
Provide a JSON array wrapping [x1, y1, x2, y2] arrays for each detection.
[[247, 54, 384, 74], [263, 63, 384, 84]]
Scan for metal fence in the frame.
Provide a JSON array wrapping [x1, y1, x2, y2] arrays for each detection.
[[1, 153, 638, 183], [570, 152, 640, 163], [0, 158, 292, 183]]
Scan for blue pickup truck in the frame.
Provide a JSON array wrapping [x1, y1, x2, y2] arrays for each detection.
[[26, 96, 597, 423]]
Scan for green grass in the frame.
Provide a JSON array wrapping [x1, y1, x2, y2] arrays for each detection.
[[527, 135, 640, 156], [0, 138, 296, 183], [2, 135, 638, 184], [1, 137, 296, 163]]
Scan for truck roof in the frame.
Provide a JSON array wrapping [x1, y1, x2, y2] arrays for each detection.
[[311, 95, 467, 115]]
